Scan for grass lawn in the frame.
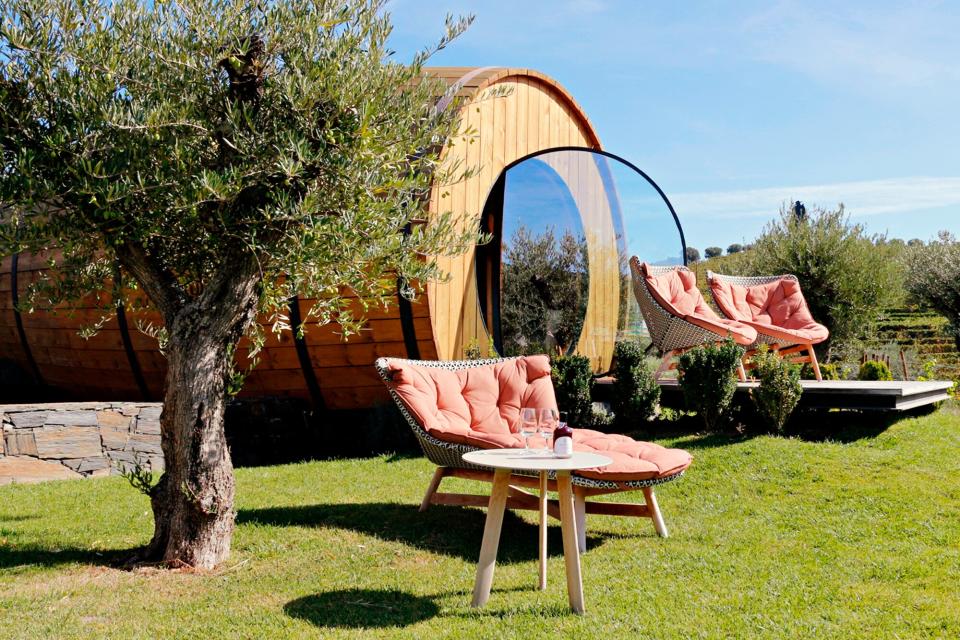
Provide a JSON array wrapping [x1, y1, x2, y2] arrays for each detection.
[[2, 404, 959, 639]]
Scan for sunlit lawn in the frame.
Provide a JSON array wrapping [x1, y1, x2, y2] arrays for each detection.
[[1, 404, 959, 639]]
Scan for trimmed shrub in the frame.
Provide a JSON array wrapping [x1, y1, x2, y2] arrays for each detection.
[[551, 355, 594, 426], [750, 347, 803, 433], [677, 339, 744, 431], [611, 341, 660, 431], [748, 205, 902, 357], [800, 361, 847, 380], [858, 360, 893, 381]]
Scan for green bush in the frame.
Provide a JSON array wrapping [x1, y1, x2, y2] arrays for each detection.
[[463, 339, 482, 360], [551, 355, 594, 426], [677, 339, 744, 431], [904, 231, 960, 352], [748, 206, 902, 357], [750, 347, 803, 433], [610, 341, 660, 431], [801, 361, 847, 380], [858, 360, 893, 381]]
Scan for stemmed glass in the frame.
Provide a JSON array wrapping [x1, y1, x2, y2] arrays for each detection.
[[520, 408, 538, 454], [538, 408, 558, 452]]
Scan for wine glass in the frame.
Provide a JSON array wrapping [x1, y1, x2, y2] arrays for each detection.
[[538, 408, 558, 452], [520, 408, 538, 454]]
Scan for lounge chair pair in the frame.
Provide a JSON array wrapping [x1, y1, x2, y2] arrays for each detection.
[[629, 258, 828, 381]]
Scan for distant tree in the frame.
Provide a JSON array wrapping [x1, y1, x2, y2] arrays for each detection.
[[704, 246, 723, 259], [743, 243, 755, 251], [727, 243, 744, 255], [685, 247, 701, 263], [907, 238, 924, 247], [501, 226, 589, 357], [904, 231, 960, 351], [748, 205, 901, 358]]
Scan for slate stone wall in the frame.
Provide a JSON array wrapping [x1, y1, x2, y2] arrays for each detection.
[[0, 402, 163, 477]]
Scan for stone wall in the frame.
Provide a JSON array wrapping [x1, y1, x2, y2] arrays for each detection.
[[0, 402, 163, 478]]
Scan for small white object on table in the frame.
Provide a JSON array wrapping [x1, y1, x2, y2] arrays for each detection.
[[462, 449, 612, 614]]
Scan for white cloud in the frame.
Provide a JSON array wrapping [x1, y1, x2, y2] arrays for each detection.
[[666, 176, 960, 220], [741, 1, 960, 89]]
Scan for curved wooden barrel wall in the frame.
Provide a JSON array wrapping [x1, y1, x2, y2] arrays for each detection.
[[0, 67, 616, 409], [424, 67, 606, 364]]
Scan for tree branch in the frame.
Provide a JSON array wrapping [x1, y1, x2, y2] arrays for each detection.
[[115, 239, 187, 320]]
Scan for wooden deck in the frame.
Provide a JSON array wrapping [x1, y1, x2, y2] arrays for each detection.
[[655, 379, 954, 411]]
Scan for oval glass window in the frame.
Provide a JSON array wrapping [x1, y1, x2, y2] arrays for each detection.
[[477, 148, 685, 368]]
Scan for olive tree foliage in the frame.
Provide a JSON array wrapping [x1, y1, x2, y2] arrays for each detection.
[[0, 0, 478, 568], [904, 231, 960, 350], [500, 225, 588, 357], [747, 205, 901, 359]]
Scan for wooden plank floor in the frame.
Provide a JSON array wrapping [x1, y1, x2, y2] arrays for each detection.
[[654, 379, 954, 411]]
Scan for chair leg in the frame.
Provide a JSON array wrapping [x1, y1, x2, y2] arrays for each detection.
[[655, 350, 675, 381], [420, 467, 448, 512], [807, 344, 823, 381], [573, 486, 587, 553], [643, 487, 669, 538]]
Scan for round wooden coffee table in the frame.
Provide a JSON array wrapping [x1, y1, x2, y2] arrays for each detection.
[[462, 449, 612, 614]]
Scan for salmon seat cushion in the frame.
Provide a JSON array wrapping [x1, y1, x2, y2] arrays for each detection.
[[710, 277, 829, 344], [383, 356, 692, 481], [641, 263, 758, 346]]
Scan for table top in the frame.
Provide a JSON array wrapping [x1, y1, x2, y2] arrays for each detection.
[[462, 449, 612, 472]]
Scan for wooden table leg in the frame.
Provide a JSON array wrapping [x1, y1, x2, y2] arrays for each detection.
[[538, 470, 548, 590], [471, 468, 511, 607], [556, 471, 585, 614]]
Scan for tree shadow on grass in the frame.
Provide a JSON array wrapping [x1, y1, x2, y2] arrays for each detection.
[[236, 502, 606, 563], [285, 589, 439, 629], [285, 585, 571, 629], [0, 545, 136, 571]]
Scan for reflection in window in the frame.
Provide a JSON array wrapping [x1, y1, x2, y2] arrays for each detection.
[[500, 159, 588, 356], [477, 149, 685, 368], [501, 225, 589, 356]]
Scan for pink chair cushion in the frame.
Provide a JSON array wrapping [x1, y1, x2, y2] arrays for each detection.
[[641, 263, 758, 346], [383, 356, 693, 481], [710, 277, 829, 344], [384, 355, 558, 439]]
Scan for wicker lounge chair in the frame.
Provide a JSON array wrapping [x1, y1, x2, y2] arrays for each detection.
[[706, 271, 829, 381], [375, 355, 692, 550], [629, 258, 757, 380]]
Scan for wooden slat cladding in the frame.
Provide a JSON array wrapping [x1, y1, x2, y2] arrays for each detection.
[[0, 68, 608, 409]]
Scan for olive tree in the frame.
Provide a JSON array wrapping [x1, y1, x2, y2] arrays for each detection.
[[904, 231, 960, 351], [0, 0, 478, 569], [748, 205, 901, 358]]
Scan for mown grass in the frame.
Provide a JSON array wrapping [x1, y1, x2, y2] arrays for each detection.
[[2, 404, 959, 639]]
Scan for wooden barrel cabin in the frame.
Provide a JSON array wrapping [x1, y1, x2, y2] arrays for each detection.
[[0, 67, 687, 410]]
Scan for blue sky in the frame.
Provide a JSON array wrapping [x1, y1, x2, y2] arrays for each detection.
[[387, 0, 959, 252]]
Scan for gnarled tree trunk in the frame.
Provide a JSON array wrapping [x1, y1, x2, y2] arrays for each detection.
[[130, 254, 262, 570]]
